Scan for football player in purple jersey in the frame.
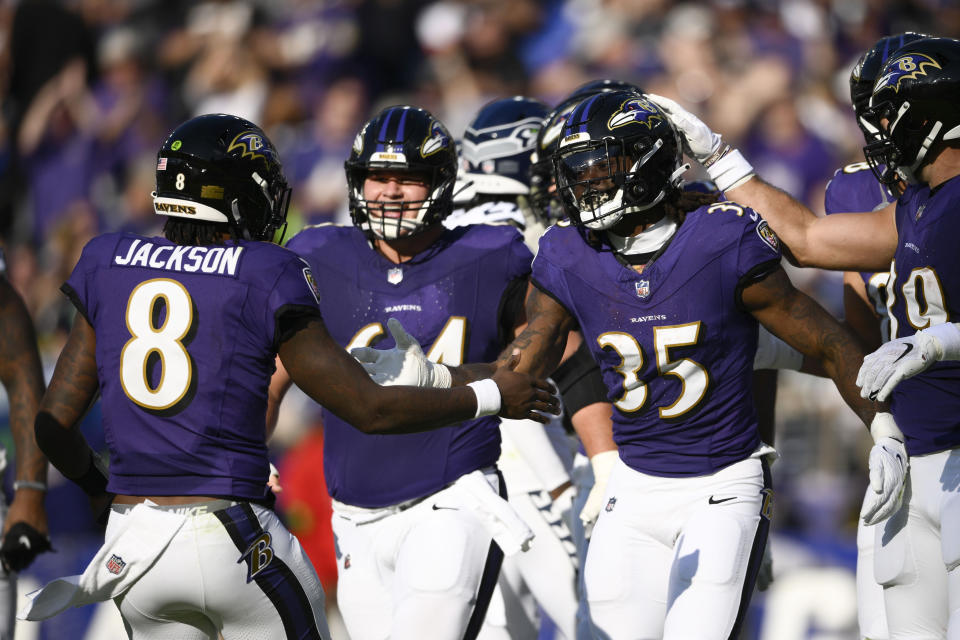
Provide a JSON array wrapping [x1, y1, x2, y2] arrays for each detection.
[[25, 113, 556, 639], [0, 252, 52, 637], [362, 90, 885, 640], [269, 105, 556, 640], [654, 35, 960, 640], [825, 32, 926, 640]]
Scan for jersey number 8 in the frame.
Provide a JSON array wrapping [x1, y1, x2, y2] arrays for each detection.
[[120, 278, 196, 411]]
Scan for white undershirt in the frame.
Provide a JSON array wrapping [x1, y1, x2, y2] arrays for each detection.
[[605, 217, 678, 255]]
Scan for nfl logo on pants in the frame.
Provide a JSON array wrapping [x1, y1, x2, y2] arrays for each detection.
[[106, 554, 126, 575]]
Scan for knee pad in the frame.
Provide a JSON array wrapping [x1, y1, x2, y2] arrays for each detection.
[[940, 488, 960, 572], [874, 508, 916, 587]]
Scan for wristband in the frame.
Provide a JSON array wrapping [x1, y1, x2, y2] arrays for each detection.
[[433, 362, 452, 389], [707, 148, 755, 193], [703, 143, 731, 169], [12, 481, 47, 492], [467, 379, 502, 418], [869, 412, 903, 443], [925, 322, 960, 361], [72, 450, 109, 497]]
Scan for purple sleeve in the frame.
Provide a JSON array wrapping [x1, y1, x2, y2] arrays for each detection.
[[62, 235, 112, 322], [823, 168, 848, 215], [505, 227, 534, 281], [735, 210, 783, 280], [262, 254, 322, 345], [531, 232, 574, 313]]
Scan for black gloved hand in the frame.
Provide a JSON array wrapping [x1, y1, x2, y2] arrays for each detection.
[[0, 521, 53, 572]]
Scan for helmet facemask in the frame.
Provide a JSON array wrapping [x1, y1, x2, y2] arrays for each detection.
[[345, 106, 457, 240], [347, 164, 454, 240], [863, 98, 960, 193], [555, 137, 684, 231]]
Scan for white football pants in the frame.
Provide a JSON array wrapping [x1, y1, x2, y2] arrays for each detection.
[[108, 501, 330, 640], [858, 484, 889, 640], [331, 469, 505, 640], [585, 456, 771, 640], [874, 448, 960, 640]]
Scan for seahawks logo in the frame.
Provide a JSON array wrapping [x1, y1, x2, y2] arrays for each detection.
[[421, 120, 451, 157], [873, 53, 941, 94], [608, 97, 663, 130], [227, 132, 272, 164]]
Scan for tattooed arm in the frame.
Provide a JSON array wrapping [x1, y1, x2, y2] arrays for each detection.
[[741, 267, 882, 425], [451, 285, 578, 385], [35, 313, 101, 478], [0, 278, 51, 566]]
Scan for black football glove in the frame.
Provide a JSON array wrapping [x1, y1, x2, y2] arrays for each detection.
[[0, 522, 53, 572]]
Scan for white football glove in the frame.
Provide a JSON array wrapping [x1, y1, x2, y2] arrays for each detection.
[[860, 412, 908, 526], [351, 317, 452, 388], [646, 93, 755, 192], [579, 450, 618, 536], [857, 322, 960, 401]]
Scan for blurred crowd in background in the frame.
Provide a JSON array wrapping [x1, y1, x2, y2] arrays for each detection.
[[0, 0, 958, 638]]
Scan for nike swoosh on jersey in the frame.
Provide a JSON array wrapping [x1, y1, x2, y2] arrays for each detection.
[[432, 504, 458, 511], [708, 496, 736, 504]]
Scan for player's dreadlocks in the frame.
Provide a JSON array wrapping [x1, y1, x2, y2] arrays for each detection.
[[163, 218, 230, 246], [664, 189, 721, 226]]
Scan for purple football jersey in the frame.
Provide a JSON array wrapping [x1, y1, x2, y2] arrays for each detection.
[[533, 202, 782, 477], [63, 233, 322, 500], [285, 223, 532, 507], [884, 177, 960, 455], [824, 161, 896, 339]]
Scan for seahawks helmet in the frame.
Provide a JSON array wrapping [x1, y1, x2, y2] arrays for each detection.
[[863, 37, 960, 188], [154, 114, 291, 241], [459, 96, 548, 197], [553, 91, 685, 230], [345, 105, 457, 239], [530, 80, 643, 224], [850, 32, 928, 143]]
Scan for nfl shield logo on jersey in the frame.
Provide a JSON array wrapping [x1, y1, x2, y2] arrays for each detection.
[[635, 280, 650, 298], [106, 554, 126, 575], [605, 497, 617, 512], [387, 267, 404, 285]]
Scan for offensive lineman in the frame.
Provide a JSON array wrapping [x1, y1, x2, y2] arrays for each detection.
[[270, 105, 538, 640]]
